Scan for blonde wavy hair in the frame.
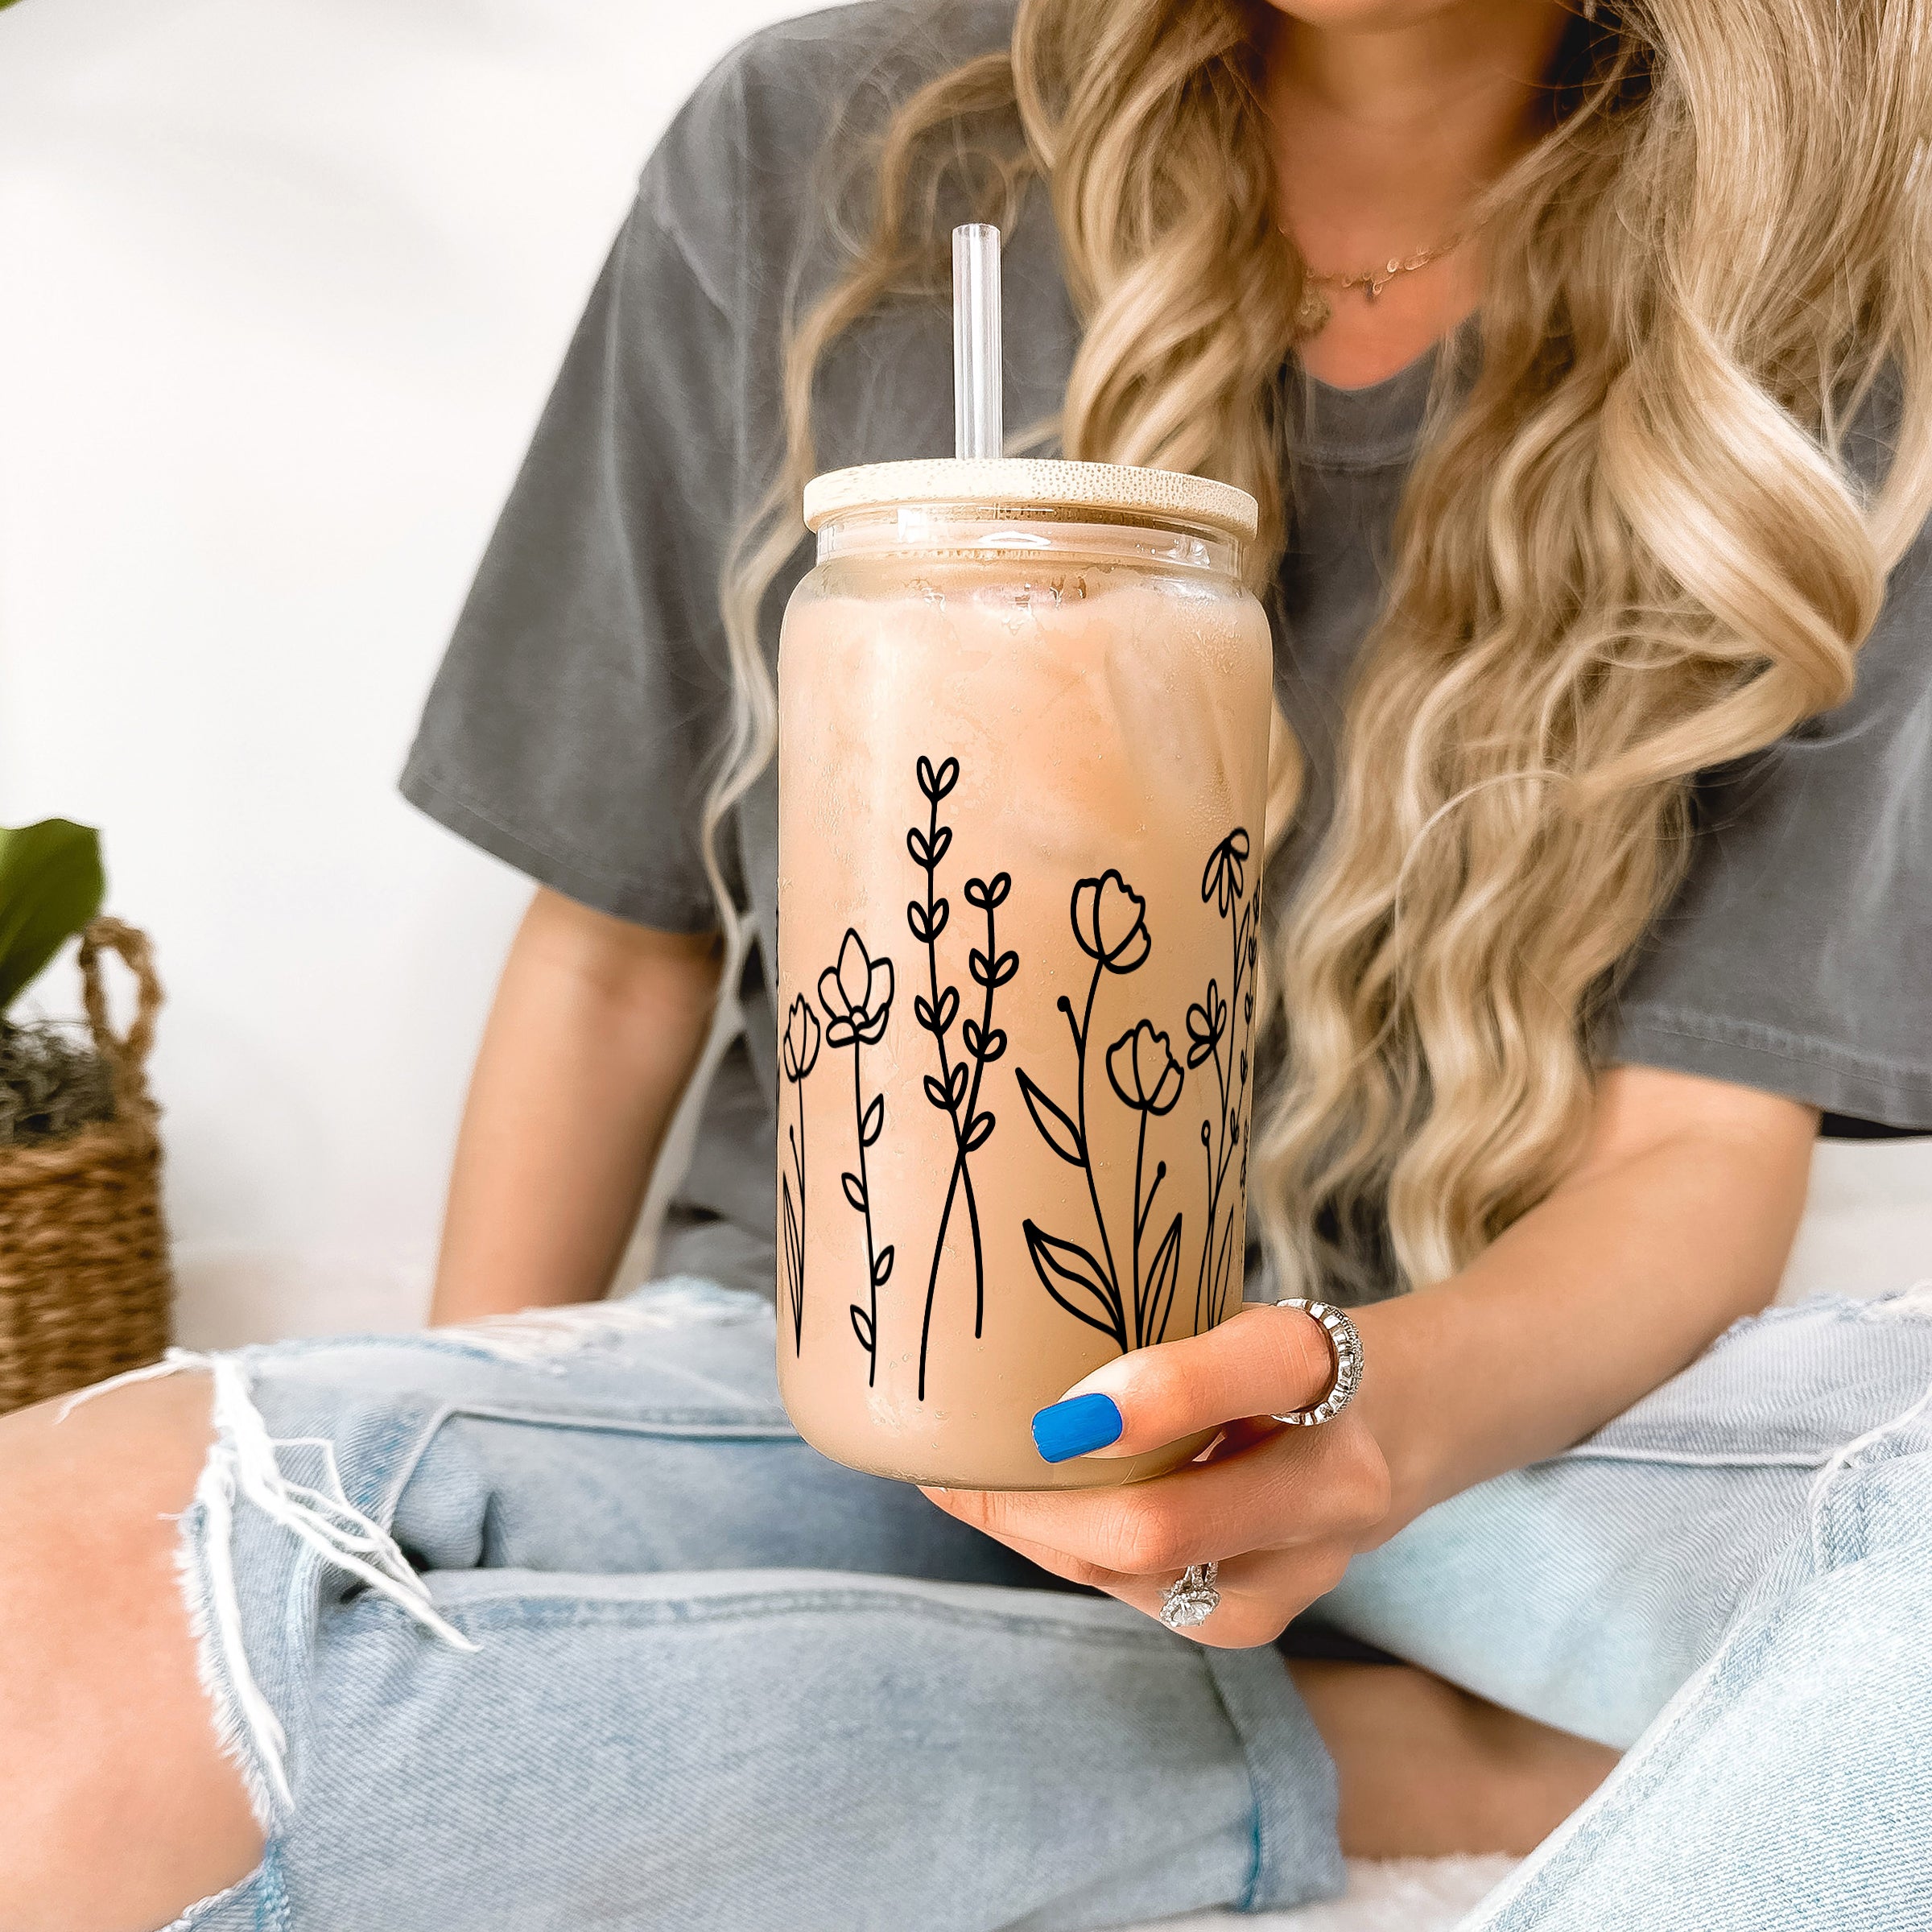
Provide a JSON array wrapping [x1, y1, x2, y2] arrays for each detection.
[[705, 0, 1932, 1299]]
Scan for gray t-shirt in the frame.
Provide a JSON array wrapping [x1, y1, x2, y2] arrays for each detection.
[[402, 0, 1932, 1302]]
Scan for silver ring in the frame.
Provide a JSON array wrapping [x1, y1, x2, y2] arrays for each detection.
[[1159, 1561, 1221, 1631], [1270, 1299, 1362, 1426]]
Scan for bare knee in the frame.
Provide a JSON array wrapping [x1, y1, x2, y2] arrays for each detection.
[[0, 1376, 264, 1932]]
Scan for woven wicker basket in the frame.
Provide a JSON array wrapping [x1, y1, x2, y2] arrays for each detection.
[[0, 918, 173, 1414]]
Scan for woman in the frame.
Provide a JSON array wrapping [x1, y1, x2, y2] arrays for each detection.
[[7, 0, 1931, 1926]]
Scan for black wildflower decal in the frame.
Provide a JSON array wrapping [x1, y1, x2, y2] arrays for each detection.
[[819, 928, 894, 1381], [1193, 828, 1259, 1331], [906, 753, 1014, 1399], [1071, 869, 1151, 973], [1017, 871, 1185, 1352], [1107, 1018, 1187, 1350], [1202, 826, 1249, 920], [779, 993, 821, 1354]]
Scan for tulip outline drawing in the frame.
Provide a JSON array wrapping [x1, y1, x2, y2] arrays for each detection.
[[779, 994, 821, 1353], [1071, 869, 1150, 973], [819, 927, 894, 1382], [1107, 1018, 1187, 1348], [1017, 869, 1186, 1353]]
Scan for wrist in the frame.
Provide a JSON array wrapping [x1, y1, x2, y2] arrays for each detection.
[[1342, 1293, 1447, 1546]]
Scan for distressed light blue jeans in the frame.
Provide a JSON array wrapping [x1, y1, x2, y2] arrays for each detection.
[[135, 1280, 1932, 1931]]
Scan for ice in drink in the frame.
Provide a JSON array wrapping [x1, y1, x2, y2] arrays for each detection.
[[776, 472, 1270, 1489]]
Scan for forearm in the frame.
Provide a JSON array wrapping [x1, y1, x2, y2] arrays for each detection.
[[430, 889, 722, 1325], [1353, 1067, 1818, 1536]]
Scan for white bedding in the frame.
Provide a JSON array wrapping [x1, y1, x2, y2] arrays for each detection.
[[1136, 1856, 1521, 1932]]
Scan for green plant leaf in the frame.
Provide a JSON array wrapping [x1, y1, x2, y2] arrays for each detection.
[[0, 819, 105, 1013]]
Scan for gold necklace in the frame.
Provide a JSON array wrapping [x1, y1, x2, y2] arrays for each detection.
[[1290, 230, 1468, 337]]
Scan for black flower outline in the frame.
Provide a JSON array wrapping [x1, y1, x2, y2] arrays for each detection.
[[1194, 827, 1260, 1331], [1201, 828, 1251, 921], [779, 992, 821, 1355], [1017, 870, 1184, 1352], [1071, 870, 1150, 972], [782, 995, 821, 1084], [819, 930, 894, 1050], [1184, 980, 1227, 1071], [819, 927, 894, 1383], [1111, 1018, 1187, 1346], [1106, 1020, 1183, 1117]]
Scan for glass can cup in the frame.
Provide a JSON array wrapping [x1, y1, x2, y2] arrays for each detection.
[[775, 458, 1272, 1489]]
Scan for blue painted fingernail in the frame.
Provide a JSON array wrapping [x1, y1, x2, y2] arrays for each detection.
[[1031, 1392, 1124, 1463]]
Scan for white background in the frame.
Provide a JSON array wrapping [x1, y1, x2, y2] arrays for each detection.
[[0, 0, 813, 1344], [0, 0, 1925, 1352]]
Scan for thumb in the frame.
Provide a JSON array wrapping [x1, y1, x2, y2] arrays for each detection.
[[1030, 1303, 1339, 1463]]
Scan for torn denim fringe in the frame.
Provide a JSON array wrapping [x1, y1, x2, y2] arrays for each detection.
[[64, 1348, 479, 1821]]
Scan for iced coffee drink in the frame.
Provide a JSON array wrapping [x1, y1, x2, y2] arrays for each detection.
[[775, 458, 1272, 1489]]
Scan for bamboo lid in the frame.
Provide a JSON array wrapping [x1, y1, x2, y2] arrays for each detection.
[[802, 457, 1259, 543]]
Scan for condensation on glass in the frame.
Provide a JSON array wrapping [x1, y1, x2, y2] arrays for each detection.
[[776, 458, 1272, 1489]]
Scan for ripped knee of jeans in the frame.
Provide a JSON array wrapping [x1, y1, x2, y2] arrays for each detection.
[[65, 1350, 480, 1826]]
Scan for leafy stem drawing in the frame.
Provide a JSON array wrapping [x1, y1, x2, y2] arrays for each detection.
[[955, 868, 1013, 1303], [778, 993, 821, 1353], [1018, 870, 1186, 1352], [906, 753, 1013, 1398], [818, 928, 894, 1384], [1190, 828, 1257, 1331]]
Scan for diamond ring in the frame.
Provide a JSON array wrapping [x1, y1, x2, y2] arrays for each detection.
[[1159, 1561, 1221, 1631], [1270, 1299, 1364, 1426]]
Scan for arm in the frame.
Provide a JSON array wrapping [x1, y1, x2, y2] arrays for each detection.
[[926, 1064, 1818, 1646], [1359, 1063, 1818, 1530], [428, 886, 723, 1326]]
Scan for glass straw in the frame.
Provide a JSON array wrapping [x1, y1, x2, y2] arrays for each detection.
[[952, 224, 1003, 460]]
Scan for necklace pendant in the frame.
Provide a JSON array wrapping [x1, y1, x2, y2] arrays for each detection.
[[1294, 284, 1332, 336]]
